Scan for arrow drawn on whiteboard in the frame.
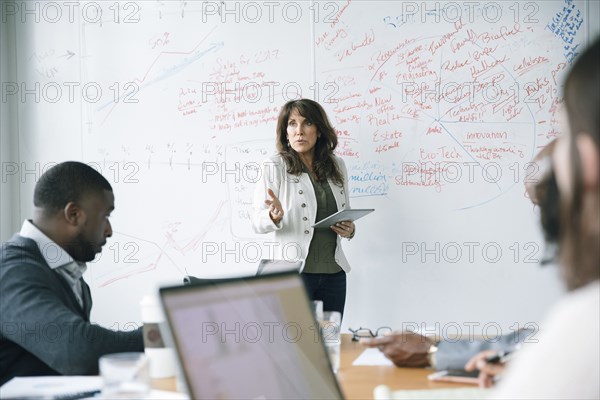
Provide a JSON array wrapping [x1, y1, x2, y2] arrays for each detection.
[[28, 49, 77, 79], [130, 26, 218, 86], [97, 26, 222, 123], [98, 41, 224, 112], [58, 50, 76, 59], [143, 41, 224, 87]]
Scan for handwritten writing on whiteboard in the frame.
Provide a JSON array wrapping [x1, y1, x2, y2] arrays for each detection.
[[546, 0, 583, 63], [74, 1, 589, 261], [313, 1, 584, 210], [226, 141, 271, 239], [349, 161, 389, 197], [174, 49, 286, 134], [28, 49, 76, 79]]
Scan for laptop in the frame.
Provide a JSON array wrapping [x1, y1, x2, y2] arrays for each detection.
[[256, 259, 304, 275], [181, 259, 304, 285], [159, 272, 344, 399]]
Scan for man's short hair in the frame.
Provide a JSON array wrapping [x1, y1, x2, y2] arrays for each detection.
[[34, 162, 112, 215]]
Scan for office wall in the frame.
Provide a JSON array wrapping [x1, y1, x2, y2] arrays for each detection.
[[2, 0, 597, 335], [1, 9, 19, 241]]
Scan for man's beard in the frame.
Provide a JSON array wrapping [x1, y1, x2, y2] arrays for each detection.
[[72, 233, 97, 262]]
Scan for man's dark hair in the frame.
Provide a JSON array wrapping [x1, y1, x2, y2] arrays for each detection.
[[34, 162, 112, 215]]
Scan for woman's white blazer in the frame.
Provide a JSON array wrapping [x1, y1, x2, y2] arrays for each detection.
[[252, 154, 352, 272]]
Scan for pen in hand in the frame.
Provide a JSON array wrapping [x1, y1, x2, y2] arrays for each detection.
[[485, 350, 513, 364]]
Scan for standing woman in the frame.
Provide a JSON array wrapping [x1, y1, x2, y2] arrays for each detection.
[[252, 99, 355, 316]]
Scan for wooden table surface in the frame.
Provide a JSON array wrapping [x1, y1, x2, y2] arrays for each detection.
[[152, 334, 472, 399], [337, 334, 471, 399]]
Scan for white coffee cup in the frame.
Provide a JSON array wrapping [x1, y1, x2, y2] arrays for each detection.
[[140, 295, 176, 379]]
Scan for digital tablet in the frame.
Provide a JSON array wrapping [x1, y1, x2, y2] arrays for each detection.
[[256, 259, 304, 275], [311, 209, 374, 229]]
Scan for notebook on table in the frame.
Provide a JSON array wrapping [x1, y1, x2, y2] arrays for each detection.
[[159, 271, 343, 399]]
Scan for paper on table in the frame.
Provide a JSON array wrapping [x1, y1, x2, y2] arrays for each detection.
[[0, 376, 101, 399], [0, 377, 190, 400], [352, 348, 394, 366], [373, 385, 491, 399]]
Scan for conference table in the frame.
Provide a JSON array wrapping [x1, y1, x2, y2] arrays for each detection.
[[336, 334, 471, 399], [153, 334, 472, 399]]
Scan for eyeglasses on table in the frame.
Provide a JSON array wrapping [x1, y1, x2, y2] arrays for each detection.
[[348, 326, 392, 341]]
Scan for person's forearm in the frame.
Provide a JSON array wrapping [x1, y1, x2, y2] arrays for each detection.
[[435, 329, 534, 370]]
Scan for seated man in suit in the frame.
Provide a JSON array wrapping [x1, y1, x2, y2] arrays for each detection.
[[0, 161, 143, 385]]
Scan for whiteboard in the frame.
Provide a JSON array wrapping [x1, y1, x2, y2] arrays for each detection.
[[6, 0, 595, 336]]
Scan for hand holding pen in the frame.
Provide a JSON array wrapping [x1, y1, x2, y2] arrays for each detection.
[[485, 350, 513, 364], [464, 349, 513, 388]]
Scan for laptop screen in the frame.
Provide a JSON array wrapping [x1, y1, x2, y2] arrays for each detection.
[[160, 272, 343, 399]]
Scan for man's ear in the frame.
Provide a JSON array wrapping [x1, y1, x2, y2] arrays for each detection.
[[576, 134, 599, 189], [63, 202, 82, 226]]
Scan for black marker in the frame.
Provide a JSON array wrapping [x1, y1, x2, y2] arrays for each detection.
[[485, 350, 512, 364]]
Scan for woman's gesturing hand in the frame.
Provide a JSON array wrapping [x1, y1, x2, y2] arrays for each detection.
[[265, 188, 284, 224]]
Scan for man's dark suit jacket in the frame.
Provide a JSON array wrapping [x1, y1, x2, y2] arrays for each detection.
[[0, 235, 144, 385]]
